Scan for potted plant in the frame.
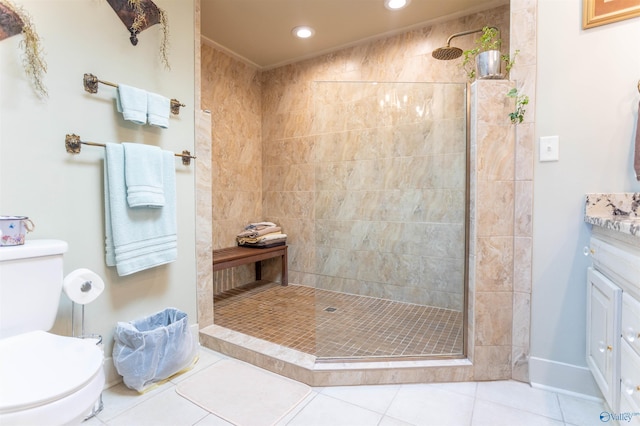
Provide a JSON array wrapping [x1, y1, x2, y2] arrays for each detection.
[[507, 88, 529, 124], [461, 26, 508, 81]]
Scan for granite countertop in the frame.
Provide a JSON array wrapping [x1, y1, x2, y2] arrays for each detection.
[[585, 193, 640, 237]]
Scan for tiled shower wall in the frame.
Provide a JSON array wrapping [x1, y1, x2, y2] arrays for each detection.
[[202, 5, 510, 297], [201, 46, 263, 294], [263, 82, 467, 310]]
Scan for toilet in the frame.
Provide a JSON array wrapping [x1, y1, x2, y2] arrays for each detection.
[[0, 240, 105, 425]]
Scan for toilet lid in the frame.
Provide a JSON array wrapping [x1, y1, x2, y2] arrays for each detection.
[[0, 330, 104, 413]]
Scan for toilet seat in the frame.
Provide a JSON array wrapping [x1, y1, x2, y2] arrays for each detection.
[[0, 330, 104, 414]]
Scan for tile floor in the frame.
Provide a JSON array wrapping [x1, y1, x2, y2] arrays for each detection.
[[214, 283, 463, 358], [85, 346, 618, 426]]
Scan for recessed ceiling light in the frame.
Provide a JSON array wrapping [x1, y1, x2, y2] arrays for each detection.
[[292, 26, 315, 39], [384, 0, 410, 10]]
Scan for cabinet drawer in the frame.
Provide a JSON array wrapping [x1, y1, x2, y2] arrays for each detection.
[[590, 238, 640, 292], [622, 293, 640, 357], [620, 340, 640, 412]]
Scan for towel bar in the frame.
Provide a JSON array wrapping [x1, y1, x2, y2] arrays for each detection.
[[65, 133, 196, 166], [83, 73, 185, 115]]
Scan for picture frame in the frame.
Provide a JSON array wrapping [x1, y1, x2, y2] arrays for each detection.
[[583, 0, 640, 29]]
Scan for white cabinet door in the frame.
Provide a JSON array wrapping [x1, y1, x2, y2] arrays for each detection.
[[620, 340, 640, 414], [587, 267, 622, 411]]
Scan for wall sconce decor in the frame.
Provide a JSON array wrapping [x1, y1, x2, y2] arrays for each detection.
[[0, 0, 48, 98], [106, 0, 170, 69]]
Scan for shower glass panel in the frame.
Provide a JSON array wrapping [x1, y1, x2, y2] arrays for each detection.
[[312, 82, 467, 360]]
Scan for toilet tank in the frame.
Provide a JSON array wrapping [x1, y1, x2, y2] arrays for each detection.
[[0, 240, 68, 339]]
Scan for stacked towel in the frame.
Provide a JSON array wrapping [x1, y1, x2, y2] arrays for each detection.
[[236, 222, 287, 248], [104, 143, 177, 276], [117, 84, 170, 128], [123, 143, 165, 208]]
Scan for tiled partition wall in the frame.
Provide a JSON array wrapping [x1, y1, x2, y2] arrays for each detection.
[[262, 82, 467, 310]]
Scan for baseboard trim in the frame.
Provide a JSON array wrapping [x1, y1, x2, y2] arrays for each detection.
[[529, 356, 602, 400]]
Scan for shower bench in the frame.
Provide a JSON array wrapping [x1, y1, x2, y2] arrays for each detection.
[[213, 245, 288, 286]]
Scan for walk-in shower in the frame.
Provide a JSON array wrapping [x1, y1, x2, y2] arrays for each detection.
[[212, 81, 469, 362]]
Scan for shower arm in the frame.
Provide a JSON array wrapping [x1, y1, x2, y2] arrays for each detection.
[[445, 27, 498, 47]]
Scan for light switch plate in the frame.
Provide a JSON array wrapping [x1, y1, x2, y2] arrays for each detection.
[[540, 136, 559, 162]]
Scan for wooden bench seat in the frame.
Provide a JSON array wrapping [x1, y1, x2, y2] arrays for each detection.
[[213, 245, 288, 286]]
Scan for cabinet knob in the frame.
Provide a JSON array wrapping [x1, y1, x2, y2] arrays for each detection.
[[583, 246, 595, 256], [623, 379, 640, 395], [624, 327, 638, 343], [598, 341, 613, 352]]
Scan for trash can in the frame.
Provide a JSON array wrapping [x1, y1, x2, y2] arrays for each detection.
[[113, 308, 198, 392]]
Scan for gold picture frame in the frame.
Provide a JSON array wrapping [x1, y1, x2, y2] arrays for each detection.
[[583, 0, 640, 29]]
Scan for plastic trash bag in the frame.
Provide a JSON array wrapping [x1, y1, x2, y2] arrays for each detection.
[[113, 307, 198, 392]]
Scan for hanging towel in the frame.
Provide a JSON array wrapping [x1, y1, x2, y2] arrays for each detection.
[[116, 84, 147, 125], [147, 92, 170, 128], [635, 100, 640, 181], [104, 143, 177, 276], [123, 143, 165, 208]]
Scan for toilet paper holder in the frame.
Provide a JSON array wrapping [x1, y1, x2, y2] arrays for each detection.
[[71, 298, 102, 345], [63, 268, 105, 345]]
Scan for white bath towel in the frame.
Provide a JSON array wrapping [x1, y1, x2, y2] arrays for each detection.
[[123, 143, 165, 208], [116, 84, 147, 125], [104, 143, 177, 276], [147, 92, 170, 128]]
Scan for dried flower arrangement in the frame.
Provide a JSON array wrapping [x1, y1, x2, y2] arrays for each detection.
[[107, 0, 170, 70], [0, 0, 48, 98]]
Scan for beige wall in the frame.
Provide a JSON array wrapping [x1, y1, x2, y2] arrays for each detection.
[[0, 0, 196, 386]]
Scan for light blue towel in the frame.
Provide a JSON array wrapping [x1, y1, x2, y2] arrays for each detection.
[[123, 143, 165, 208], [147, 92, 170, 129], [117, 84, 147, 125], [104, 143, 177, 276]]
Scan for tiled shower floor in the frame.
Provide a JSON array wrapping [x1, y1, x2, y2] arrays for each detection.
[[213, 282, 464, 358]]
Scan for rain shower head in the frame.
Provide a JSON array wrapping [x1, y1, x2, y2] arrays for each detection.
[[431, 27, 498, 61], [431, 46, 463, 60]]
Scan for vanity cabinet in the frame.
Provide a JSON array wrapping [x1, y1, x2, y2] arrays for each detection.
[[587, 230, 640, 413]]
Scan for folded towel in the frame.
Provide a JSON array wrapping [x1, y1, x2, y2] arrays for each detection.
[[116, 84, 147, 125], [245, 222, 277, 229], [123, 143, 165, 208], [105, 143, 177, 276], [635, 100, 640, 181], [237, 232, 287, 246], [240, 241, 287, 249], [237, 226, 281, 239], [147, 92, 170, 129]]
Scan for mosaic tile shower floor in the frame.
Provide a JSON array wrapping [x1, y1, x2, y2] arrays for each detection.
[[213, 282, 463, 358]]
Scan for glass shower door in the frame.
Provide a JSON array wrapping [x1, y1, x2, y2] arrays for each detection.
[[311, 82, 468, 360]]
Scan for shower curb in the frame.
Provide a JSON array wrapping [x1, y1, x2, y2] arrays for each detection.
[[199, 325, 474, 386]]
